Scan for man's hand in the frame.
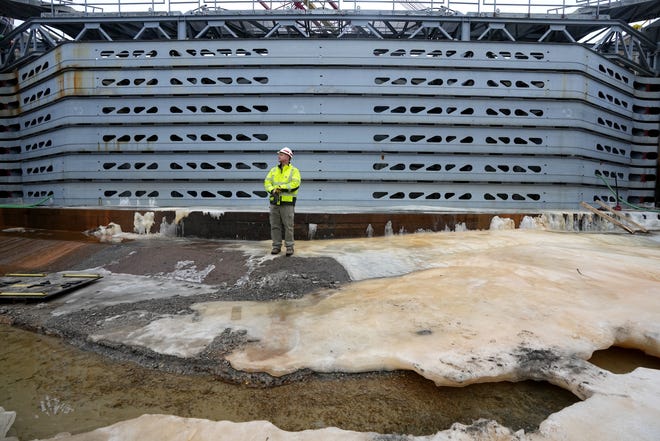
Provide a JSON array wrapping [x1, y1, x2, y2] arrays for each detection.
[[271, 188, 281, 195]]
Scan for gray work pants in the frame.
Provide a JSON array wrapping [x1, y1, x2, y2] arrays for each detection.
[[269, 203, 295, 248]]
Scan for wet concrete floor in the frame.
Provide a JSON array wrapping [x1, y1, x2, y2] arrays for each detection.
[[1, 324, 580, 440]]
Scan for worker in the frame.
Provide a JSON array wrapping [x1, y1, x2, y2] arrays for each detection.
[[264, 147, 301, 256]]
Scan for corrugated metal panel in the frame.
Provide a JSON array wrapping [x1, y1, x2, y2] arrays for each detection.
[[1, 38, 658, 209]]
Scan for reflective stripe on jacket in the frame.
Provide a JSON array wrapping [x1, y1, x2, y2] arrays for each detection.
[[264, 163, 301, 205]]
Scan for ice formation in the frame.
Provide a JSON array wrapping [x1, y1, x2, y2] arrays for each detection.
[[16, 214, 660, 441], [133, 212, 155, 235]]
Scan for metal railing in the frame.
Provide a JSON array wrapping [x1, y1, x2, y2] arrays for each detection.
[[2, 0, 654, 75], [42, 0, 619, 15]]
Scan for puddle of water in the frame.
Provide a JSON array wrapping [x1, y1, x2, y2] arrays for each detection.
[[588, 346, 660, 374], [0, 324, 579, 440]]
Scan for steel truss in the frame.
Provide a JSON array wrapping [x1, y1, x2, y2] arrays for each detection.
[[0, 9, 657, 75]]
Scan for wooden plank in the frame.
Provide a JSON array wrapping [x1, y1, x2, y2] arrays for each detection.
[[580, 202, 635, 233], [4, 273, 47, 277], [594, 200, 649, 233], [0, 292, 47, 297]]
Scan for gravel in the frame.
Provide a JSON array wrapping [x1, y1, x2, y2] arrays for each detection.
[[0, 236, 351, 386]]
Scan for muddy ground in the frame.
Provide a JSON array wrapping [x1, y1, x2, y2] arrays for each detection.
[[0, 233, 352, 387]]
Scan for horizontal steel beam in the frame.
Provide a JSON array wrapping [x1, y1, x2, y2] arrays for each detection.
[[18, 180, 627, 209], [4, 95, 637, 141], [4, 124, 636, 164], [16, 152, 630, 186]]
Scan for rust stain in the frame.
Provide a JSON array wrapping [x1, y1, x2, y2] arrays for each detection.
[[0, 236, 92, 274], [54, 47, 62, 68], [72, 70, 84, 95], [56, 73, 65, 101]]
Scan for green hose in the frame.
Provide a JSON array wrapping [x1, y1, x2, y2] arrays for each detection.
[[597, 175, 660, 213], [0, 195, 52, 209]]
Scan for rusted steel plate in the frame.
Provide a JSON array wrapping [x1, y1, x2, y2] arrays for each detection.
[[0, 207, 536, 240]]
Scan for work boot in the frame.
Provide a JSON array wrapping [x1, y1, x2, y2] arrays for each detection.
[[271, 247, 281, 255], [286, 247, 294, 256]]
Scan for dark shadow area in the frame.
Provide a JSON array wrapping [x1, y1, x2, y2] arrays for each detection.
[[0, 324, 579, 439], [589, 346, 660, 374]]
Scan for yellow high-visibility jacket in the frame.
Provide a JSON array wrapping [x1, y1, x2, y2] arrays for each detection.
[[264, 163, 301, 205]]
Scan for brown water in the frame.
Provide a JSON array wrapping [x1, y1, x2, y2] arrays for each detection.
[[588, 346, 660, 374], [0, 324, 580, 440]]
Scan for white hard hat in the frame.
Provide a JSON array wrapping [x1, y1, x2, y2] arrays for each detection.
[[277, 147, 293, 158]]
